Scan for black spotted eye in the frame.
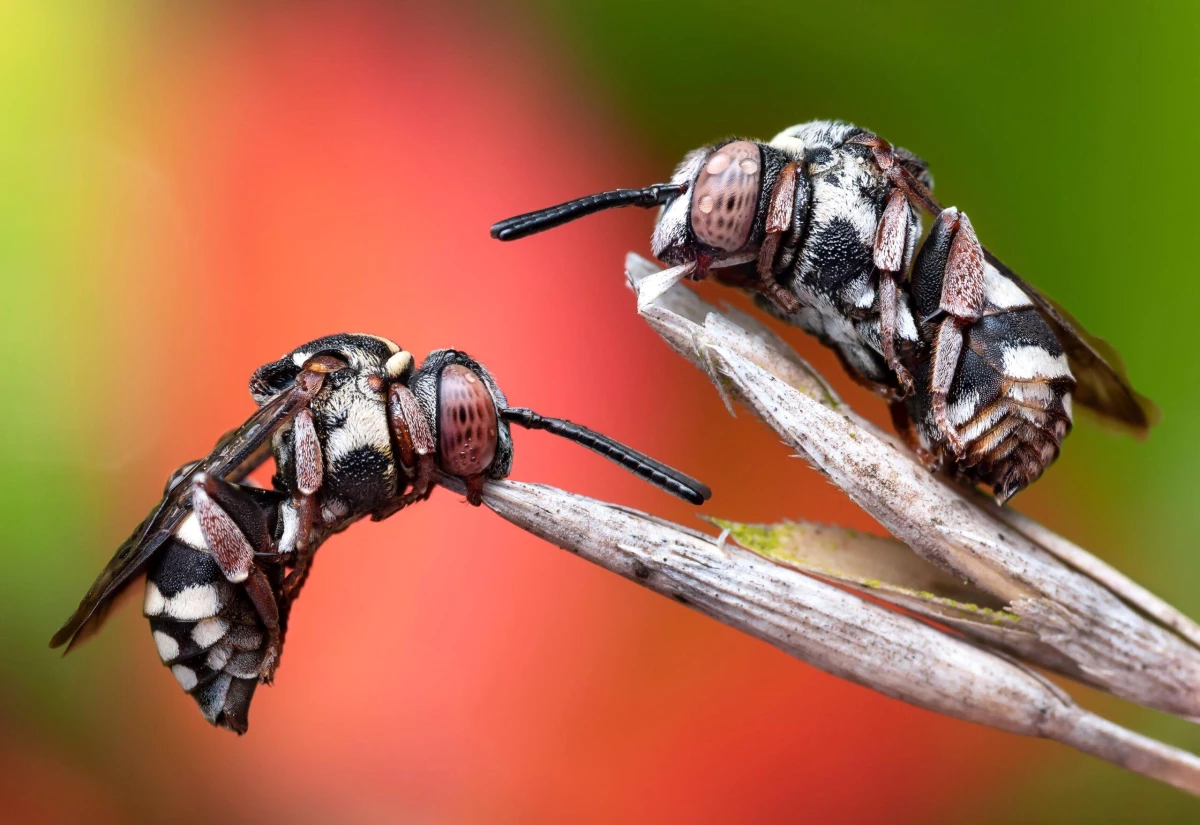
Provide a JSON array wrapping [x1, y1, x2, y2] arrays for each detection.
[[689, 140, 761, 251], [436, 364, 498, 477]]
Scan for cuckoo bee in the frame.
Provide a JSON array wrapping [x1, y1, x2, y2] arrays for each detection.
[[492, 120, 1158, 501], [51, 333, 710, 733]]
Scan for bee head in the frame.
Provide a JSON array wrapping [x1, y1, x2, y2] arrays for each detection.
[[651, 139, 766, 266], [490, 138, 789, 274], [408, 351, 515, 482], [407, 350, 710, 505]]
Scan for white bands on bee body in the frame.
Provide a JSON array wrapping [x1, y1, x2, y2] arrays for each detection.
[[768, 127, 807, 160], [385, 350, 414, 380]]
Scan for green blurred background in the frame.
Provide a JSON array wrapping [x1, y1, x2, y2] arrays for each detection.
[[3, 1, 1199, 822]]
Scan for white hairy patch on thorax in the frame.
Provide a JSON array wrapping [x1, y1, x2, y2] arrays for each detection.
[[323, 393, 392, 463], [808, 165, 878, 247], [1001, 346, 1071, 380], [278, 500, 299, 555], [768, 130, 806, 159], [770, 121, 860, 155], [817, 309, 865, 346], [854, 283, 876, 308], [321, 497, 350, 524]]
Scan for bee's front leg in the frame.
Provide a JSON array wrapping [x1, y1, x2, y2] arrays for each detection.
[[191, 473, 285, 683], [888, 400, 939, 468], [754, 160, 802, 315], [372, 382, 437, 521]]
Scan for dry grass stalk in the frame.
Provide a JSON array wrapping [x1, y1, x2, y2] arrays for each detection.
[[439, 475, 1200, 795], [627, 252, 1200, 720], [439, 253, 1200, 795]]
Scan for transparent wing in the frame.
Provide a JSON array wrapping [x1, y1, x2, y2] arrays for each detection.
[[983, 248, 1160, 434], [50, 375, 324, 653]]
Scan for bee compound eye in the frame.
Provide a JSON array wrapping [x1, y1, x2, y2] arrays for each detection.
[[437, 364, 498, 477], [689, 140, 761, 252]]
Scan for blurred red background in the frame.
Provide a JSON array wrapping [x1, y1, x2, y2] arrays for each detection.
[[7, 2, 1124, 822]]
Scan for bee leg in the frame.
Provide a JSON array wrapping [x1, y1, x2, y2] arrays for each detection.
[[372, 383, 438, 521], [878, 271, 913, 394], [241, 569, 283, 683], [874, 189, 916, 395], [754, 160, 802, 314], [936, 211, 986, 320], [847, 132, 943, 216], [464, 474, 487, 506], [191, 473, 284, 682], [833, 346, 903, 401], [910, 207, 986, 459], [889, 400, 938, 467], [280, 497, 319, 606], [931, 318, 968, 457], [281, 407, 323, 605]]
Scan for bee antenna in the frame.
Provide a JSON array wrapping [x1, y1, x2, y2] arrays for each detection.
[[490, 183, 688, 241], [500, 407, 711, 505]]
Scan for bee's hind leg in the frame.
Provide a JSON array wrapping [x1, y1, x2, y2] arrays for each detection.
[[913, 208, 988, 459], [191, 473, 284, 683]]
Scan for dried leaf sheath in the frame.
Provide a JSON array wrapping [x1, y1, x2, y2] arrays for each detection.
[[627, 252, 1200, 720], [458, 478, 1200, 796]]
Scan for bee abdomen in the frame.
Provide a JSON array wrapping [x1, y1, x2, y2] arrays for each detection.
[[914, 310, 1075, 501], [143, 517, 277, 734], [958, 383, 1073, 501]]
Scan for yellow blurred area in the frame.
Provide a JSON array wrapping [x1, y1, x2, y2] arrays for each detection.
[[3, 1, 1200, 823]]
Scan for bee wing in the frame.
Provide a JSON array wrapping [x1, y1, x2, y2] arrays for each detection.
[[983, 248, 1160, 434], [50, 376, 324, 653]]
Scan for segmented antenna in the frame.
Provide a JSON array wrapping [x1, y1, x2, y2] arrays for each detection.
[[501, 407, 711, 505], [490, 183, 687, 241]]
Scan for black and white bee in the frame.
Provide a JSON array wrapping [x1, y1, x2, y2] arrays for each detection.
[[491, 120, 1158, 501], [51, 333, 710, 733]]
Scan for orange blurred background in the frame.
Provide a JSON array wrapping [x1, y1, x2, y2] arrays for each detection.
[[5, 2, 1199, 822]]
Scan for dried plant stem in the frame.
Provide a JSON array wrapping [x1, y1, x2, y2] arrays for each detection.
[[428, 253, 1200, 795], [459, 477, 1200, 796], [626, 252, 1200, 721], [988, 502, 1200, 651]]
